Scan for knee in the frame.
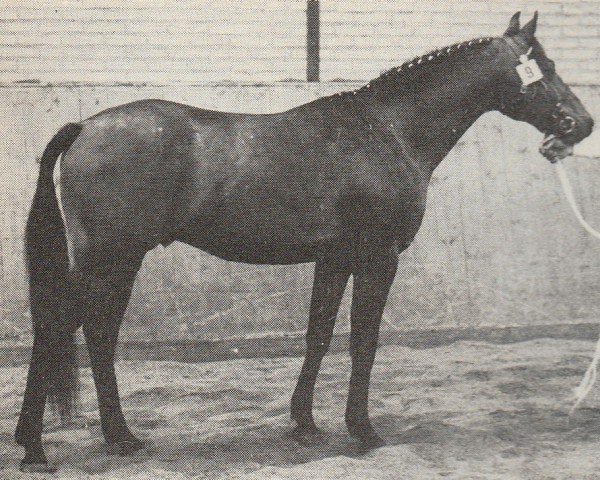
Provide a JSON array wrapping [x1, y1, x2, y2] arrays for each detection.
[[349, 345, 377, 369], [349, 333, 378, 356]]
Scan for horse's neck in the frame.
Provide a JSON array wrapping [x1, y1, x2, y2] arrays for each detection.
[[361, 56, 499, 170]]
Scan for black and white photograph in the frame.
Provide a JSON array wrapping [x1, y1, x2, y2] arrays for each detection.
[[0, 1, 599, 478]]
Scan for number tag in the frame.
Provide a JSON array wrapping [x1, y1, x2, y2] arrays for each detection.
[[516, 58, 544, 86]]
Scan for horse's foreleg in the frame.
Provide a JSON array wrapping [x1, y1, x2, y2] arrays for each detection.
[[291, 255, 350, 436], [80, 260, 143, 455], [345, 243, 398, 447]]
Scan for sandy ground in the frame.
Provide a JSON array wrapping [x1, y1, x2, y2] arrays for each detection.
[[1, 338, 600, 479]]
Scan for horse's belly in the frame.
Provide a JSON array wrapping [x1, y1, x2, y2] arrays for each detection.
[[174, 175, 345, 263], [181, 236, 320, 264], [178, 227, 330, 264], [176, 209, 340, 264]]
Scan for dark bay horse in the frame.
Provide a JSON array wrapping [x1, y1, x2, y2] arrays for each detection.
[[17, 12, 593, 472]]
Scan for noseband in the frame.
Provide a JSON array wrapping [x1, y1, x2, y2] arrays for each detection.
[[550, 98, 576, 136], [501, 38, 576, 137]]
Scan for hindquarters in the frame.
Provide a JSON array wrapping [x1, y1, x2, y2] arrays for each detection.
[[57, 106, 190, 270], [19, 116, 156, 469]]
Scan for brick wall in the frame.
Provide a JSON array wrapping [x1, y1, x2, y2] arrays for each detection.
[[321, 1, 600, 84], [0, 0, 307, 83], [0, 1, 598, 85]]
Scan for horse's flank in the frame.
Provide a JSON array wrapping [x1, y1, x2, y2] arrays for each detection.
[[60, 93, 429, 267]]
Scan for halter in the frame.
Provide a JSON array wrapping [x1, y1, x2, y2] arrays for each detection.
[[501, 37, 576, 137]]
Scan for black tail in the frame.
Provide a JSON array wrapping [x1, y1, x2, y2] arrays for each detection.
[[25, 123, 83, 423]]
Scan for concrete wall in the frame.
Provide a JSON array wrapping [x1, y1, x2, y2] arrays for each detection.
[[0, 1, 599, 344], [1, 83, 599, 344]]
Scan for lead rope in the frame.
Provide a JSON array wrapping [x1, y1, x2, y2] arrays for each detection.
[[554, 160, 600, 414]]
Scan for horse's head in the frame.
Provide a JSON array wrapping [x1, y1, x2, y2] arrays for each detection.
[[496, 12, 594, 161]]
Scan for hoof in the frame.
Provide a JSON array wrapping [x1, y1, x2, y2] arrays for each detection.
[[292, 423, 322, 436], [347, 423, 386, 450], [358, 432, 386, 450], [19, 461, 58, 474], [291, 422, 325, 443], [291, 411, 324, 442], [106, 438, 146, 456]]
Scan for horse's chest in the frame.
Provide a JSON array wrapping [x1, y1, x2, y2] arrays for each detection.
[[348, 158, 430, 245], [388, 188, 428, 244]]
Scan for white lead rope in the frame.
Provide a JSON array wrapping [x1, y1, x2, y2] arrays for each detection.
[[556, 161, 600, 241], [555, 160, 600, 414]]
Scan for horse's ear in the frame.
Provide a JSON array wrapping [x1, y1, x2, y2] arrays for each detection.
[[504, 11, 521, 36], [520, 11, 538, 42]]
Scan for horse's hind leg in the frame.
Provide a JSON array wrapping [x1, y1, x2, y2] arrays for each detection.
[[77, 252, 145, 454], [16, 250, 80, 472], [291, 255, 350, 437], [16, 330, 77, 472]]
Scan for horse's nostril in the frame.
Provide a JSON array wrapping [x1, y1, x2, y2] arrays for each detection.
[[559, 116, 576, 135]]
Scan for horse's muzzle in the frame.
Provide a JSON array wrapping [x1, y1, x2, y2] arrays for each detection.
[[550, 102, 594, 145], [560, 114, 594, 144], [540, 113, 594, 162], [539, 134, 574, 163]]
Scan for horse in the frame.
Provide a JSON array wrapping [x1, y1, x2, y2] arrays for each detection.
[[16, 12, 593, 472]]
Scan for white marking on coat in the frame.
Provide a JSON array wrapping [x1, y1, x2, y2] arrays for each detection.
[[53, 154, 76, 270]]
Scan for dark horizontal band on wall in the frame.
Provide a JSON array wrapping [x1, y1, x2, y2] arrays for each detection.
[[0, 322, 597, 368]]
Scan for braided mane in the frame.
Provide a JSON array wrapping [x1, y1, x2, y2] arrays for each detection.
[[332, 36, 496, 100]]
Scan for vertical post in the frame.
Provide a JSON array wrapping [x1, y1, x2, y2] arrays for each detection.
[[306, 0, 319, 82]]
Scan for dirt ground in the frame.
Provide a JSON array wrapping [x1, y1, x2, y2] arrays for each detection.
[[1, 338, 600, 479]]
